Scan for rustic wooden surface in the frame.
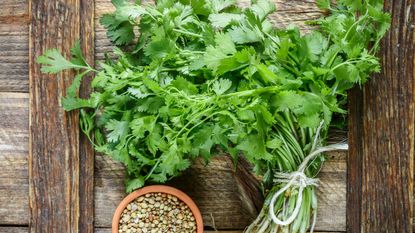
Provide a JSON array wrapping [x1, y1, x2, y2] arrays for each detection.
[[347, 87, 363, 233], [8, 0, 412, 232], [29, 0, 95, 232], [348, 0, 415, 232], [0, 93, 29, 225], [0, 0, 29, 92], [79, 0, 96, 232]]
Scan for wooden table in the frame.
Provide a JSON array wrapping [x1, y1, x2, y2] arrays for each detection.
[[0, 0, 413, 232]]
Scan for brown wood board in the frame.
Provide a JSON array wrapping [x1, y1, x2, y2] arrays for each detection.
[[0, 0, 29, 93], [2, 0, 412, 232], [0, 92, 29, 225], [79, 0, 96, 232], [347, 0, 415, 232], [29, 0, 95, 232], [0, 26, 28, 92]]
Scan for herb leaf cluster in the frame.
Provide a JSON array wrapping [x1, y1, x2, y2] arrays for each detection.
[[38, 0, 389, 221]]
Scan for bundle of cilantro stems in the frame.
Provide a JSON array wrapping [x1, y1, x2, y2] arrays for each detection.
[[38, 0, 390, 232]]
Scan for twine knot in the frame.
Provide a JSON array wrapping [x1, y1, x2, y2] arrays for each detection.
[[268, 122, 348, 232]]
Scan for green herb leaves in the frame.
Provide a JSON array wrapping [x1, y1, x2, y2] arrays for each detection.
[[100, 1, 146, 45], [37, 1, 390, 225], [37, 41, 89, 74]]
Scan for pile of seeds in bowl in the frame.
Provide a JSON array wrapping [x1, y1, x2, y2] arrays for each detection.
[[118, 192, 197, 233]]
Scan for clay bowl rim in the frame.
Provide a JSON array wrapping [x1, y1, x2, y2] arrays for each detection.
[[112, 185, 203, 233]]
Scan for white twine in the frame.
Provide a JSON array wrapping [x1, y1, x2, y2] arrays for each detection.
[[268, 122, 348, 232]]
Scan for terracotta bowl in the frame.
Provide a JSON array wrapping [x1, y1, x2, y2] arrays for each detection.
[[112, 185, 204, 233]]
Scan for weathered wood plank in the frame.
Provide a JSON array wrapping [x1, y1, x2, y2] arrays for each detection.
[[347, 87, 363, 232], [29, 0, 95, 232], [0, 227, 29, 233], [0, 93, 29, 225], [79, 0, 96, 232], [0, 0, 28, 22], [95, 0, 115, 61], [347, 0, 415, 232], [0, 1, 29, 92], [0, 24, 29, 92]]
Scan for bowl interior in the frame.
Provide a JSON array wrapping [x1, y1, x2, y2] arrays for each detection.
[[112, 185, 203, 233]]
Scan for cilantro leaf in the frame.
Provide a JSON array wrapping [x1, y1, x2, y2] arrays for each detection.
[[250, 0, 276, 20], [204, 33, 237, 72], [37, 49, 87, 74], [316, 0, 331, 10], [212, 78, 232, 95], [126, 176, 145, 192], [130, 116, 157, 139], [171, 76, 198, 95], [236, 134, 273, 161], [211, 0, 236, 12], [209, 13, 244, 28], [105, 119, 129, 143], [100, 3, 146, 46], [228, 25, 262, 44], [144, 38, 176, 60]]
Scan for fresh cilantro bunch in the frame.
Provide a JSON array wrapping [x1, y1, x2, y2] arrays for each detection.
[[38, 0, 390, 232]]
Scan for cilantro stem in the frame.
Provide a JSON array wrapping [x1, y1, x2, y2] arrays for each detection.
[[328, 59, 360, 73], [263, 31, 300, 65], [172, 106, 215, 141], [173, 28, 203, 38], [220, 86, 281, 98], [144, 157, 161, 180], [343, 12, 369, 42]]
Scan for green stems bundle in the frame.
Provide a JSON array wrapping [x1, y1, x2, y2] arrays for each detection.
[[38, 0, 390, 232]]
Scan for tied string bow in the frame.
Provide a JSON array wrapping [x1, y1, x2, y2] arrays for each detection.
[[268, 122, 348, 232]]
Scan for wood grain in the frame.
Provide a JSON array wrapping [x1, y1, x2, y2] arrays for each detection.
[[0, 0, 29, 23], [347, 0, 415, 232], [79, 0, 96, 232], [0, 24, 29, 92], [0, 93, 29, 225], [0, 227, 30, 233], [6, 0, 409, 232], [347, 87, 363, 232], [0, 0, 29, 92], [29, 0, 94, 232]]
